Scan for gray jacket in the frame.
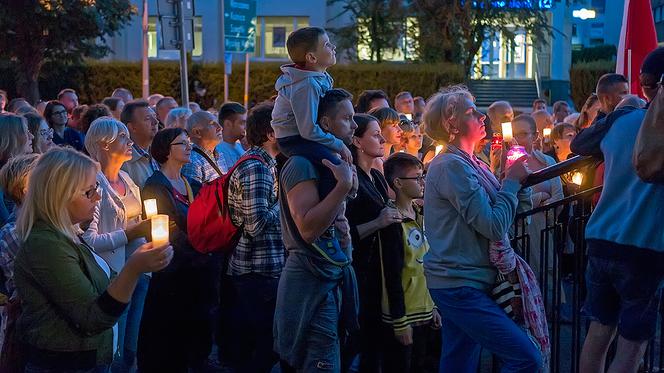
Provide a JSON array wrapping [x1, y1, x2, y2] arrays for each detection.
[[271, 64, 344, 152]]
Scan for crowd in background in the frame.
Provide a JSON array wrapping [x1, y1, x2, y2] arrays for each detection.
[[0, 26, 662, 373]]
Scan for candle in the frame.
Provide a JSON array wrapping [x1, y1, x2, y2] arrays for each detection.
[[572, 172, 583, 186], [501, 122, 513, 143], [404, 113, 412, 120], [144, 199, 158, 219], [151, 214, 169, 247], [543, 128, 552, 143], [435, 145, 444, 155], [506, 145, 528, 168]]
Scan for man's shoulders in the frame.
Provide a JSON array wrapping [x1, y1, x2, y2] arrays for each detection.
[[280, 156, 318, 192]]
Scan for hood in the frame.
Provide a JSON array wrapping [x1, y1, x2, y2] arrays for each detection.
[[275, 64, 333, 91]]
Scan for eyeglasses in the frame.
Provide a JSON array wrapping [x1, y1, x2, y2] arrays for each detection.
[[51, 110, 67, 116], [83, 182, 101, 200], [398, 175, 426, 183], [170, 140, 193, 148], [39, 128, 54, 137]]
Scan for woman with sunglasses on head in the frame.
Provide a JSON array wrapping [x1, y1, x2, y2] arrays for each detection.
[[13, 148, 172, 373], [43, 100, 85, 151], [137, 128, 218, 373], [81, 117, 152, 372]]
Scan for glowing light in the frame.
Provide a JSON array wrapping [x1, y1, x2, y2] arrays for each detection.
[[572, 172, 583, 186], [144, 199, 158, 219], [151, 215, 169, 248], [501, 122, 513, 143], [573, 8, 596, 20]]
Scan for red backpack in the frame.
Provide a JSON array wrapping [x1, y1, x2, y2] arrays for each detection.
[[187, 154, 266, 254]]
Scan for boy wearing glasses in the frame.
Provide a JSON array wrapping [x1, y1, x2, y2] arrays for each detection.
[[380, 153, 440, 373]]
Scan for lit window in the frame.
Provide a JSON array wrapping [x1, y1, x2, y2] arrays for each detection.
[[148, 16, 203, 59], [357, 17, 419, 62], [255, 16, 309, 59]]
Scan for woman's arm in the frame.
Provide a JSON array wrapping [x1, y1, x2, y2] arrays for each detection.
[[81, 202, 128, 253]]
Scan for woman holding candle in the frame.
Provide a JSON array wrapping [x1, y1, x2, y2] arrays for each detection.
[[422, 87, 548, 372], [13, 147, 172, 372], [82, 116, 152, 371], [137, 128, 218, 373]]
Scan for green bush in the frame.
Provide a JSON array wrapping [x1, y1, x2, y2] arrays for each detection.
[[569, 59, 615, 110], [1, 61, 464, 108]]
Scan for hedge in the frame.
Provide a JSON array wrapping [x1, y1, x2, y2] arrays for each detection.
[[569, 59, 615, 110], [0, 61, 465, 108], [0, 59, 616, 112]]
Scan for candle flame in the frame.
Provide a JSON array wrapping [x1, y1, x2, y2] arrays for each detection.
[[144, 199, 158, 219], [572, 172, 583, 186]]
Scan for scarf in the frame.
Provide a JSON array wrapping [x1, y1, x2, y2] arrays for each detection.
[[446, 144, 550, 369]]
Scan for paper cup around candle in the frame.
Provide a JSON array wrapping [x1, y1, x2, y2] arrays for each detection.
[[506, 145, 527, 168], [572, 172, 583, 186], [151, 214, 169, 248], [543, 128, 552, 143], [144, 199, 158, 219], [501, 122, 513, 143]]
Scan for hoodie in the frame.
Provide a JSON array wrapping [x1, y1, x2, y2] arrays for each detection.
[[271, 64, 344, 153]]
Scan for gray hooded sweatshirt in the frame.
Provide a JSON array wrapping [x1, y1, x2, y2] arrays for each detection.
[[271, 64, 344, 153]]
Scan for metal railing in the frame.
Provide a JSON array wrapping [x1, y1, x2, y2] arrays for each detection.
[[488, 155, 664, 372]]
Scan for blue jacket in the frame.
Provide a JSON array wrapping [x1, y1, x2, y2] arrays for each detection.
[[574, 108, 664, 252]]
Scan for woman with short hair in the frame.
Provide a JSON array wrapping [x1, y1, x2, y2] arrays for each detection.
[[422, 87, 548, 372], [138, 128, 218, 372], [44, 100, 85, 151], [368, 107, 404, 159], [13, 147, 172, 372], [82, 116, 152, 371]]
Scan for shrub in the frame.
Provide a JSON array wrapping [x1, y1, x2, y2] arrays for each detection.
[[0, 61, 464, 109], [569, 59, 615, 111]]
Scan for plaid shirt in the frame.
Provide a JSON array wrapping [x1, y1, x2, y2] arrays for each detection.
[[227, 147, 285, 277], [0, 221, 20, 297], [181, 144, 228, 184]]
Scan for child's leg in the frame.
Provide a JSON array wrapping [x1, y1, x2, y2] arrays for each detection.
[[277, 135, 340, 199]]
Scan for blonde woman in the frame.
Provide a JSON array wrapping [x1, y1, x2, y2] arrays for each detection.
[[422, 87, 548, 372], [83, 117, 152, 371], [0, 113, 34, 223], [13, 148, 172, 372]]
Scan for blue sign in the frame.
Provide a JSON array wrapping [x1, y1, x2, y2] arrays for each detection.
[[224, 0, 257, 53]]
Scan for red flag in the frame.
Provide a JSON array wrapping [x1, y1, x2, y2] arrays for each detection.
[[616, 0, 658, 96]]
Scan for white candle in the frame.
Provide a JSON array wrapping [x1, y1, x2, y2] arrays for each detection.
[[572, 172, 583, 186], [543, 128, 552, 143], [151, 214, 169, 247], [435, 145, 444, 155], [144, 199, 158, 219], [501, 122, 513, 143]]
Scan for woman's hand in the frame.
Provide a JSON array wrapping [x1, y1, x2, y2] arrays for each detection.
[[376, 206, 402, 229], [126, 242, 173, 274], [504, 156, 531, 185]]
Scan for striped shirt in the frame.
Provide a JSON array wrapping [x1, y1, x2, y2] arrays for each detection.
[[181, 144, 228, 184], [0, 219, 20, 297], [227, 147, 285, 277]]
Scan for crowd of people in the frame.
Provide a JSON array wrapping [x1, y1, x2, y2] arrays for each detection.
[[0, 25, 662, 373]]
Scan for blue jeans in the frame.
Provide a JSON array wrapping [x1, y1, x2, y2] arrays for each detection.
[[429, 286, 542, 373], [302, 290, 340, 372]]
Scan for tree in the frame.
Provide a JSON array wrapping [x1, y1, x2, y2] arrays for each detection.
[[328, 0, 407, 62], [412, 0, 551, 77], [0, 0, 136, 103]]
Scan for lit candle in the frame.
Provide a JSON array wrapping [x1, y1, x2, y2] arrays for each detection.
[[543, 128, 552, 143], [151, 214, 169, 247], [501, 122, 513, 143], [506, 145, 528, 168], [572, 172, 583, 186], [144, 199, 158, 219], [404, 113, 413, 120], [435, 145, 444, 155]]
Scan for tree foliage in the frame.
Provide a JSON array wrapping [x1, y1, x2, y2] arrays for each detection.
[[412, 0, 551, 77], [328, 0, 408, 62], [0, 0, 136, 103]]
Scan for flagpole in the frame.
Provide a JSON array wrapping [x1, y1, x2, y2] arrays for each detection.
[[627, 49, 632, 94]]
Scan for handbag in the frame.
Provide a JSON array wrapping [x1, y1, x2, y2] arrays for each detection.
[[491, 272, 523, 322], [633, 83, 664, 183]]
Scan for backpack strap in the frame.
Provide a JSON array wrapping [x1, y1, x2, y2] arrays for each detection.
[[192, 146, 224, 177]]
